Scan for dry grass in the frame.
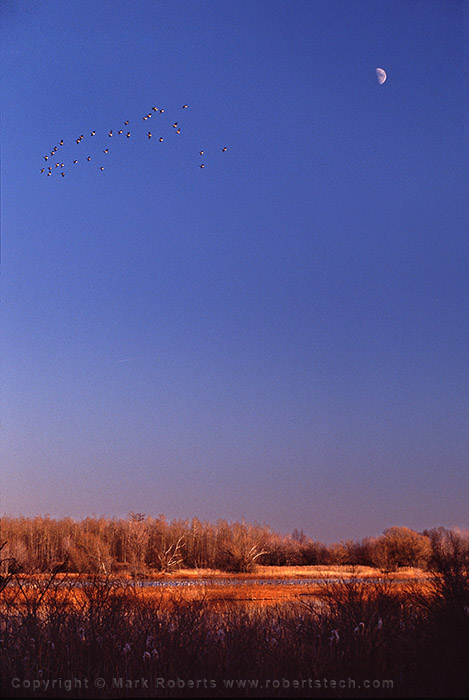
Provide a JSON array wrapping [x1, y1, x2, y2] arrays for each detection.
[[1, 570, 467, 698]]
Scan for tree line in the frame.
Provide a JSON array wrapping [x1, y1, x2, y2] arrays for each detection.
[[0, 514, 466, 574]]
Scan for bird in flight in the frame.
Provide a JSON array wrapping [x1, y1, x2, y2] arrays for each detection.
[[40, 101, 230, 178]]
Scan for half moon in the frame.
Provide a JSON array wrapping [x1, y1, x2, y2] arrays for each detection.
[[376, 67, 387, 85]]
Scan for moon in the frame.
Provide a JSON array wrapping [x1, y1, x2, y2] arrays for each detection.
[[376, 67, 387, 85]]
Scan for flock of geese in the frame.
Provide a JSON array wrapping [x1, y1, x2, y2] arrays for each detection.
[[40, 104, 228, 178]]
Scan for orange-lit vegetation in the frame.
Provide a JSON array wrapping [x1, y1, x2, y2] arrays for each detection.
[[0, 514, 438, 575], [0, 528, 468, 697]]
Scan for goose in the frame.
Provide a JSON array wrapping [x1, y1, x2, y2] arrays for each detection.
[[103, 149, 109, 153], [199, 151, 204, 155], [118, 130, 123, 134], [172, 122, 178, 128], [61, 172, 65, 177], [200, 164, 205, 168], [182, 104, 188, 109], [147, 132, 152, 139], [152, 106, 158, 111], [40, 168, 45, 173], [108, 130, 113, 137], [73, 160, 78, 164], [126, 132, 131, 138], [124, 120, 129, 125], [222, 147, 227, 152], [44, 155, 49, 161], [59, 140, 64, 145], [99, 166, 104, 171], [159, 137, 164, 142], [87, 156, 92, 161], [91, 131, 96, 136]]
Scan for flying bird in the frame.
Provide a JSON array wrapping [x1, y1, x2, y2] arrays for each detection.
[[176, 129, 181, 134], [103, 149, 109, 153], [147, 132, 152, 139], [59, 140, 64, 145], [118, 130, 123, 134], [182, 104, 188, 109], [44, 155, 49, 161], [73, 160, 78, 164], [124, 120, 129, 125], [200, 164, 205, 168], [40, 168, 45, 173], [87, 156, 91, 161], [99, 166, 104, 171], [159, 109, 164, 113], [108, 130, 113, 136], [199, 151, 204, 155], [159, 137, 163, 142], [126, 132, 131, 138], [172, 122, 178, 128], [61, 172, 65, 177], [91, 131, 96, 136], [222, 147, 227, 152]]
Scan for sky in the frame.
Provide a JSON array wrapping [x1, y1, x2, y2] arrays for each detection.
[[1, 0, 468, 542]]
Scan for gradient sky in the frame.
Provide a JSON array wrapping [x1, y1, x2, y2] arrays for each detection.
[[1, 0, 467, 542]]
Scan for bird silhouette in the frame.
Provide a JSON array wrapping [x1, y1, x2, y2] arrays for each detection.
[[87, 156, 91, 161], [73, 160, 78, 164], [118, 130, 123, 134], [91, 131, 96, 136], [61, 172, 65, 177], [124, 120, 129, 125], [152, 106, 158, 112], [59, 140, 64, 145], [199, 151, 204, 155], [126, 132, 131, 138], [200, 164, 205, 168], [44, 155, 49, 161], [99, 166, 104, 171], [147, 132, 152, 139], [222, 147, 227, 152], [40, 168, 45, 173], [182, 105, 188, 109], [108, 130, 113, 137], [103, 149, 109, 153], [172, 122, 178, 128], [159, 109, 164, 113], [159, 137, 164, 142]]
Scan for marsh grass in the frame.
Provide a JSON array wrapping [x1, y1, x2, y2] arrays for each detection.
[[0, 571, 467, 698]]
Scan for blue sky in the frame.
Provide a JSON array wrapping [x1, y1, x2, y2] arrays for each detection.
[[1, 0, 467, 542]]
